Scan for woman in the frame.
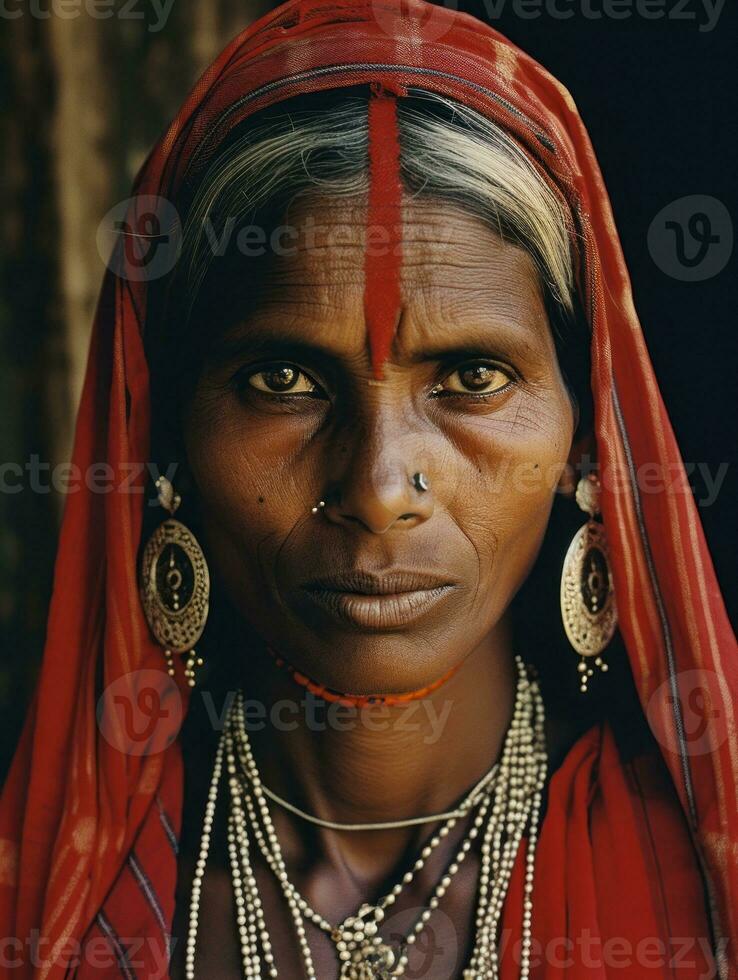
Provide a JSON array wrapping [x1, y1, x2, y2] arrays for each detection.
[[1, 0, 736, 977]]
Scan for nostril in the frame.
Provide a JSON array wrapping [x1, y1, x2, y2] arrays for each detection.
[[399, 513, 415, 521], [342, 514, 365, 527]]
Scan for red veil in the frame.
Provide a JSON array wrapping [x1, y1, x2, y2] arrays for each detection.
[[1, 1, 736, 977]]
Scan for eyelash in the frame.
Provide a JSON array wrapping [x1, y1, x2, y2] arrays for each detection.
[[233, 363, 325, 399], [430, 361, 518, 400]]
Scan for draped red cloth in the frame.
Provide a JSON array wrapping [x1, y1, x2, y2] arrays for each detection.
[[1, 0, 736, 977]]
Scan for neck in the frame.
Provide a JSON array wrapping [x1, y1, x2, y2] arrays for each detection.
[[238, 621, 516, 874]]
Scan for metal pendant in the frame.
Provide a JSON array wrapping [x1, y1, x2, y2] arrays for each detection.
[[337, 906, 395, 979], [560, 519, 617, 658], [340, 943, 395, 980], [140, 516, 210, 685]]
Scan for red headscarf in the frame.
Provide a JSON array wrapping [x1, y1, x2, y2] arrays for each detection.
[[1, 1, 736, 977]]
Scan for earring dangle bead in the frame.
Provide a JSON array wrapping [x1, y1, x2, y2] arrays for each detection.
[[139, 475, 210, 687], [560, 472, 617, 693], [311, 500, 325, 515]]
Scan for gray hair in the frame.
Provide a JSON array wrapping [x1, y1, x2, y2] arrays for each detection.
[[177, 88, 575, 327]]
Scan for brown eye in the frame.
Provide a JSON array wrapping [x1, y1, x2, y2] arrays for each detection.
[[434, 361, 514, 396], [247, 363, 317, 395]]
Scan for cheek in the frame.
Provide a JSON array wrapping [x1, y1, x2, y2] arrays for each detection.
[[445, 386, 574, 591], [183, 403, 319, 599]]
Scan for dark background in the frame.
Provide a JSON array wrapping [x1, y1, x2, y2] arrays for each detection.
[[0, 0, 735, 777]]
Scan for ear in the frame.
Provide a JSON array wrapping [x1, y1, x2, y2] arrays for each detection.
[[557, 429, 597, 498], [150, 413, 197, 505]]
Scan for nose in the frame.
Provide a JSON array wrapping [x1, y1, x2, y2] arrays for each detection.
[[321, 421, 434, 535]]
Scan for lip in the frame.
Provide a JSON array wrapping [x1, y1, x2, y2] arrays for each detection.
[[299, 570, 456, 631]]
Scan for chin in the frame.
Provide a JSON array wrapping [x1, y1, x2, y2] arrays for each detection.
[[262, 620, 464, 697]]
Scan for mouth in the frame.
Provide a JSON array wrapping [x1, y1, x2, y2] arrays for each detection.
[[299, 570, 456, 631]]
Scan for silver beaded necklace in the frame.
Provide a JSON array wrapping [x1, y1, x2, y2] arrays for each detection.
[[185, 654, 548, 979]]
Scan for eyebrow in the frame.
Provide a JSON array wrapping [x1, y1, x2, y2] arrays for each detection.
[[207, 330, 345, 368], [403, 322, 540, 363], [207, 308, 543, 369]]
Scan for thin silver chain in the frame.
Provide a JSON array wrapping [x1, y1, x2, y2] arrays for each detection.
[[185, 654, 547, 979]]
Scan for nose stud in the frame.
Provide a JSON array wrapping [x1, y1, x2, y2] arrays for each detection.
[[312, 475, 428, 516]]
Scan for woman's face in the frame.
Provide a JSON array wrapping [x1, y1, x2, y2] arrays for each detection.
[[183, 195, 576, 694]]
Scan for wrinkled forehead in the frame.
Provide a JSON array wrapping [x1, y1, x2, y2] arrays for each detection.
[[259, 195, 537, 283], [224, 193, 549, 364]]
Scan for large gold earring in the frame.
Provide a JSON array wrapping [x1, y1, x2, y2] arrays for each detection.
[[140, 476, 210, 687], [560, 473, 617, 693]]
